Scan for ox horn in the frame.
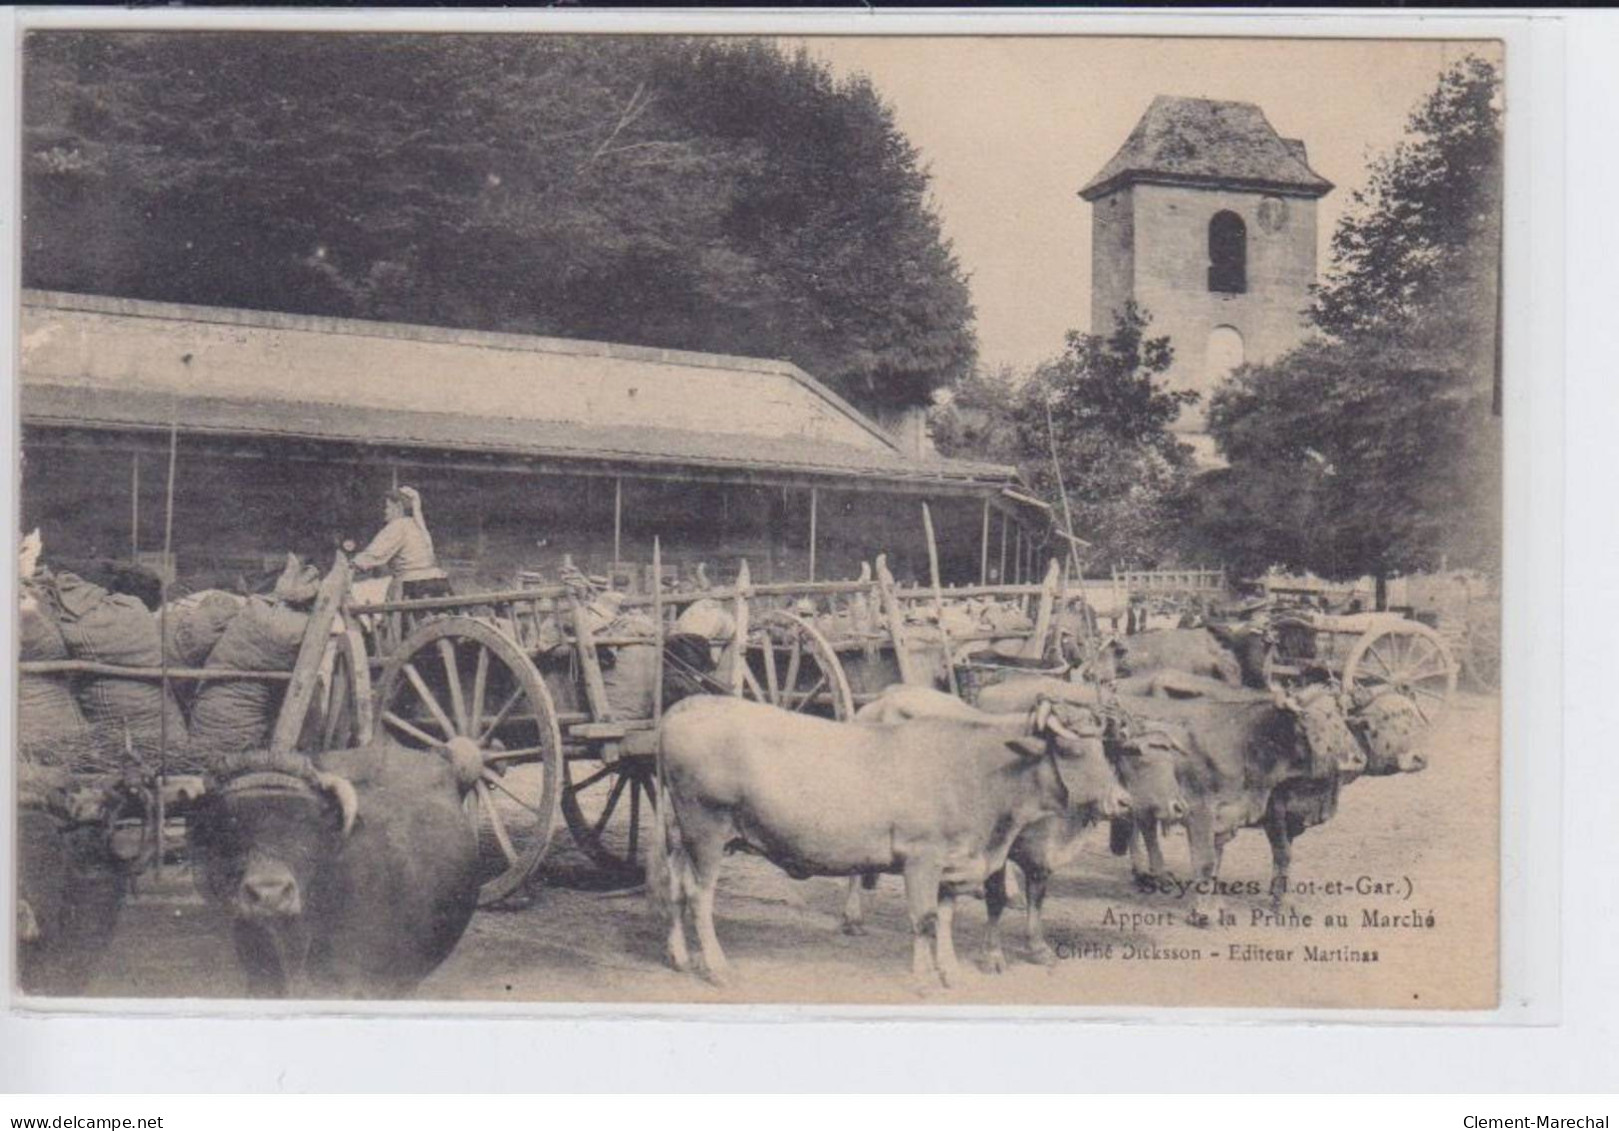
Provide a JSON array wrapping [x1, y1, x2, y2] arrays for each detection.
[[1035, 697, 1081, 742], [313, 771, 359, 837]]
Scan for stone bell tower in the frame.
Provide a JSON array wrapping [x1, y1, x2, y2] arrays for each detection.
[[1081, 95, 1333, 462]]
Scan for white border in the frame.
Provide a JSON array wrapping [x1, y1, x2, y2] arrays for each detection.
[[2, 6, 1605, 1091]]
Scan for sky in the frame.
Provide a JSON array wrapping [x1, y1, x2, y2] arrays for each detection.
[[795, 36, 1500, 372]]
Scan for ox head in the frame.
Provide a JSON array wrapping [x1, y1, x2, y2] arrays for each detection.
[[191, 759, 359, 997], [1018, 698, 1130, 821], [1348, 690, 1427, 775], [1095, 705, 1189, 826], [1274, 685, 1366, 779], [1108, 728, 1189, 826]]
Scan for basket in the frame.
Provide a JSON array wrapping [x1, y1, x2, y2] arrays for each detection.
[[953, 656, 1070, 708]]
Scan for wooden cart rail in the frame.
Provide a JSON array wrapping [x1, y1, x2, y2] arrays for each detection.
[[20, 660, 295, 682]]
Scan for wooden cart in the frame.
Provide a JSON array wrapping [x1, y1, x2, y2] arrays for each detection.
[[21, 550, 1086, 905], [352, 550, 1088, 901], [1262, 609, 1459, 724], [15, 557, 376, 884], [352, 552, 873, 902]]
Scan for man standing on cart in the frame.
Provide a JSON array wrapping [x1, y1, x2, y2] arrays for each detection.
[[351, 486, 452, 600]]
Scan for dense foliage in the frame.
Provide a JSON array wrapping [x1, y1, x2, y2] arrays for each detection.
[[1193, 55, 1503, 583], [24, 33, 974, 411], [932, 304, 1197, 569]]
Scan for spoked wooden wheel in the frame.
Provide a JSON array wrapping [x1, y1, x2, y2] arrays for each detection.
[[740, 610, 855, 720], [560, 751, 658, 886], [1343, 621, 1458, 726], [374, 617, 563, 906]]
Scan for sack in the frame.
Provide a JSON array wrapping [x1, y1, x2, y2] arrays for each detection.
[[675, 598, 735, 641], [50, 572, 188, 763], [162, 590, 245, 668], [188, 597, 309, 756], [601, 613, 659, 720], [18, 588, 95, 769]]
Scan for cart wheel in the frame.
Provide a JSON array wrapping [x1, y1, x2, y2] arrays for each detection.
[[741, 610, 856, 720], [1343, 621, 1458, 726], [313, 626, 373, 752], [374, 617, 564, 907], [560, 752, 657, 886]]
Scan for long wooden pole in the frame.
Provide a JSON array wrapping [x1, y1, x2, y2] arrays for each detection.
[[875, 554, 920, 686], [153, 421, 180, 883], [613, 476, 623, 574], [979, 497, 990, 585], [269, 555, 351, 754], [808, 486, 818, 582], [1026, 559, 1062, 661], [1045, 399, 1084, 576], [130, 454, 140, 559], [729, 559, 751, 695], [921, 503, 961, 697], [998, 512, 1008, 584], [652, 537, 664, 724]]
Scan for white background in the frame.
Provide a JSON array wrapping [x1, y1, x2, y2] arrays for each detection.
[[1, 7, 1615, 1093]]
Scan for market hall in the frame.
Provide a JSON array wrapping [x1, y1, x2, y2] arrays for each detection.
[[19, 289, 1053, 594]]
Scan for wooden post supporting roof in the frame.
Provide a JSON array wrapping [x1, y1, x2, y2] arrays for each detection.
[[980, 497, 990, 585], [809, 486, 818, 582], [130, 453, 139, 558], [613, 476, 623, 572], [998, 513, 1008, 584], [652, 537, 664, 724]]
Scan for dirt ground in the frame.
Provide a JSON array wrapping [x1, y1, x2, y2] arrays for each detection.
[[65, 691, 1498, 1011]]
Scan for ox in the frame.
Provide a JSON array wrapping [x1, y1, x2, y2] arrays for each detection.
[[16, 764, 126, 996], [1261, 688, 1426, 899], [854, 683, 1185, 971], [1115, 628, 1244, 687], [650, 694, 1123, 990], [1104, 682, 1365, 917], [189, 741, 480, 998]]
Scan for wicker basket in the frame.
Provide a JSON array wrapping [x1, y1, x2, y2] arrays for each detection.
[[954, 657, 1070, 708]]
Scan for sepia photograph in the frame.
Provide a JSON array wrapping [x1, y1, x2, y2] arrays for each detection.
[[11, 26, 1505, 1011]]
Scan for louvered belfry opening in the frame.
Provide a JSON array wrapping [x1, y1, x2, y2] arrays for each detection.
[[1208, 210, 1248, 294]]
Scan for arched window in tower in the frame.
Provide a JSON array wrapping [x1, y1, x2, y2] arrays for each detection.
[[1206, 325, 1245, 383], [1208, 211, 1247, 294]]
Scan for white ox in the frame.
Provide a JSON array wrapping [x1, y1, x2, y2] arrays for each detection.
[[649, 694, 1124, 991]]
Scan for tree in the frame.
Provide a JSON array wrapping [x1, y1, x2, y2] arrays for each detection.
[[1191, 55, 1503, 588], [22, 33, 974, 412], [932, 304, 1197, 569], [1311, 54, 1502, 381]]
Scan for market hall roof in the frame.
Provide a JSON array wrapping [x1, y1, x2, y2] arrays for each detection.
[[1079, 95, 1334, 201], [18, 290, 1016, 491]]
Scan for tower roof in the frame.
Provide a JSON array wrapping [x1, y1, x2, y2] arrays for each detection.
[[1080, 95, 1333, 201]]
